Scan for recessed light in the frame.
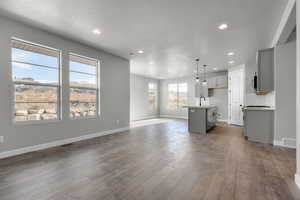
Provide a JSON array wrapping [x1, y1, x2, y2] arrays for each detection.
[[92, 29, 101, 35], [218, 23, 228, 30], [227, 52, 234, 56], [149, 61, 154, 65], [138, 50, 144, 54], [229, 60, 235, 64], [213, 68, 218, 71]]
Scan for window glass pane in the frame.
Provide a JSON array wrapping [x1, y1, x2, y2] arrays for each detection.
[[70, 72, 97, 88], [15, 84, 57, 102], [12, 47, 59, 68], [70, 88, 97, 103], [178, 83, 188, 93], [148, 83, 157, 110], [178, 83, 188, 107], [14, 103, 57, 121], [168, 84, 177, 93], [168, 83, 178, 110], [69, 54, 99, 119], [12, 39, 60, 122], [12, 62, 59, 84], [69, 61, 96, 75], [70, 102, 96, 118]]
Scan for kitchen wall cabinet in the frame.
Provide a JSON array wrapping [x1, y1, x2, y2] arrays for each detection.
[[256, 48, 274, 93], [208, 75, 227, 89]]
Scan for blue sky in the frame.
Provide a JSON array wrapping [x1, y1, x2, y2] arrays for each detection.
[[12, 48, 96, 85]]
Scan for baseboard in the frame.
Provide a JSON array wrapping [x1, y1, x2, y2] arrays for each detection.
[[0, 127, 129, 159], [217, 119, 228, 123], [131, 115, 159, 121], [160, 115, 188, 119], [295, 174, 300, 190], [273, 138, 296, 149]]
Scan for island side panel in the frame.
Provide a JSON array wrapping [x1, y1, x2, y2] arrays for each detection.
[[188, 108, 207, 134]]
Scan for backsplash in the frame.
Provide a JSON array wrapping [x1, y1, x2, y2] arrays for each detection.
[[246, 91, 275, 107]]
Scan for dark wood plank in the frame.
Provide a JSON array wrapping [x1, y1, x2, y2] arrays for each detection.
[[0, 120, 297, 200]]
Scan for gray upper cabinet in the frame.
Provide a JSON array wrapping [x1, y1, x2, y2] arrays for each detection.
[[256, 48, 274, 93], [207, 77, 216, 88], [215, 75, 227, 88], [208, 75, 227, 89]]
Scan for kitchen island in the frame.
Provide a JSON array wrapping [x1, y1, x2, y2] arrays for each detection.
[[183, 105, 217, 134]]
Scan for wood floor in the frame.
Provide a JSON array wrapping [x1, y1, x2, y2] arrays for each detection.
[[0, 120, 298, 200]]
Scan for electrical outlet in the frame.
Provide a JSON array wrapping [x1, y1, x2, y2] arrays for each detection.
[[0, 136, 4, 143], [116, 120, 120, 124]]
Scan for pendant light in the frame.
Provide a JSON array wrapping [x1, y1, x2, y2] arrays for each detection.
[[202, 65, 207, 85], [195, 58, 200, 82]]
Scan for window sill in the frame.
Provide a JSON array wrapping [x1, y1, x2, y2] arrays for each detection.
[[13, 119, 61, 126], [69, 115, 100, 120], [13, 115, 101, 126]]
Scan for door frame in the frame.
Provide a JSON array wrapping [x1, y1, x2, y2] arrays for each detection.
[[228, 65, 245, 125]]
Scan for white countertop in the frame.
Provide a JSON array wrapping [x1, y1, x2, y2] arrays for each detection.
[[242, 107, 275, 111], [183, 105, 217, 109]]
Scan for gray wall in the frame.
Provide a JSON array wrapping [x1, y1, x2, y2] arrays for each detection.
[[296, 0, 300, 182], [0, 16, 130, 153], [159, 72, 228, 120], [130, 74, 160, 121], [274, 41, 296, 142]]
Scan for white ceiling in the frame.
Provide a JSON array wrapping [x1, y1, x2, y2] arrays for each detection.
[[0, 0, 288, 79]]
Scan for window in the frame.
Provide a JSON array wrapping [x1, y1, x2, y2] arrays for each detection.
[[148, 82, 157, 110], [167, 83, 188, 110], [69, 53, 99, 119], [167, 83, 178, 110], [12, 39, 61, 122], [178, 83, 188, 107]]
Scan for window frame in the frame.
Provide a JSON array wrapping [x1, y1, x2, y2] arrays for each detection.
[[11, 38, 62, 125], [69, 52, 100, 120]]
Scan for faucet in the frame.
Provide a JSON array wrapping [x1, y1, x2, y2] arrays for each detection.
[[199, 96, 206, 106]]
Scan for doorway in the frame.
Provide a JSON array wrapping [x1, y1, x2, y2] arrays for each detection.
[[228, 65, 245, 126]]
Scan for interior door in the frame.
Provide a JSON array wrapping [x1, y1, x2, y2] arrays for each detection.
[[229, 68, 244, 125]]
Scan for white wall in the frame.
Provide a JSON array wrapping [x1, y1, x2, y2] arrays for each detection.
[[208, 89, 228, 121], [130, 74, 160, 121], [159, 72, 228, 120], [296, 0, 300, 186], [0, 16, 130, 153], [274, 41, 296, 145]]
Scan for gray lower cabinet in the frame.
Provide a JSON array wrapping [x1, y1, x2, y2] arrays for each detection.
[[187, 106, 217, 134], [188, 108, 207, 134], [243, 109, 274, 144]]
